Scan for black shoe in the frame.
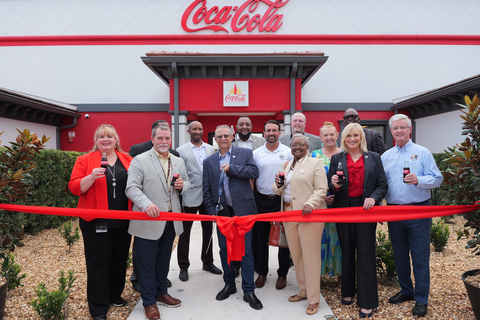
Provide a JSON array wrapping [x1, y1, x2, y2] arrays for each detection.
[[92, 316, 107, 320], [243, 293, 263, 310], [179, 268, 188, 282], [131, 282, 140, 292], [412, 303, 428, 316], [388, 292, 414, 304], [203, 264, 222, 275], [110, 297, 127, 307], [166, 278, 172, 288], [359, 309, 373, 318], [216, 285, 237, 301], [341, 298, 352, 305], [234, 266, 240, 278]]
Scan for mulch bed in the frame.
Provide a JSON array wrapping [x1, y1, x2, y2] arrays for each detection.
[[4, 215, 479, 319]]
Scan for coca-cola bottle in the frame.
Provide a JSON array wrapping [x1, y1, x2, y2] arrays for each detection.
[[336, 162, 344, 186], [278, 171, 285, 187], [171, 173, 179, 186], [403, 161, 410, 183], [100, 152, 108, 175]]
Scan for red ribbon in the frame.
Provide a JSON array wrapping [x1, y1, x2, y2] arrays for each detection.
[[1, 203, 478, 264]]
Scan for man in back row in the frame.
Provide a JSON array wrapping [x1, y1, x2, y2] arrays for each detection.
[[279, 112, 322, 153], [342, 108, 387, 155]]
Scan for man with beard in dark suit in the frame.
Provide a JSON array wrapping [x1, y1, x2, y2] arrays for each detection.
[[341, 108, 387, 155]]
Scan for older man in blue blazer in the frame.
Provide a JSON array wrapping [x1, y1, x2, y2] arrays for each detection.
[[203, 124, 262, 310]]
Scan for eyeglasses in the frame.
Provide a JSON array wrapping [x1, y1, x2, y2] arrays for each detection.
[[216, 134, 231, 139], [290, 143, 307, 148], [343, 114, 359, 120], [391, 126, 409, 131]]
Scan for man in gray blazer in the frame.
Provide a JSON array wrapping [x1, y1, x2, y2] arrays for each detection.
[[279, 112, 322, 153], [176, 121, 222, 282], [126, 124, 191, 320], [232, 115, 265, 151]]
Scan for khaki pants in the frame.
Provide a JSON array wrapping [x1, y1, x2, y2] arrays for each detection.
[[283, 203, 324, 304]]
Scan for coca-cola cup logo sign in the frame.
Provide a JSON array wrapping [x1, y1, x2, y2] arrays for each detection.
[[181, 0, 289, 33], [224, 81, 249, 107]]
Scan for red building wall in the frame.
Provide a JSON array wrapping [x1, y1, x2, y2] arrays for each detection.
[[60, 112, 170, 152]]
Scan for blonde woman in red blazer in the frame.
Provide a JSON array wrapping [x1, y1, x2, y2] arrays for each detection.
[[69, 124, 132, 320]]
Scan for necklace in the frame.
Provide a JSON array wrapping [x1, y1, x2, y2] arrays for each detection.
[[107, 164, 116, 198]]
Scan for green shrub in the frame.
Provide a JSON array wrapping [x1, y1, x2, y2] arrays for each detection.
[[1, 252, 26, 290], [431, 219, 450, 252], [58, 221, 80, 253], [20, 149, 83, 233], [376, 230, 397, 282], [31, 270, 76, 320]]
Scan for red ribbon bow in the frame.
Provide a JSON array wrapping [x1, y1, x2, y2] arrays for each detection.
[[216, 215, 256, 265]]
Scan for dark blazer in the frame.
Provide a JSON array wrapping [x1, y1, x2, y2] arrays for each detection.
[[328, 151, 388, 208], [203, 146, 259, 217], [129, 140, 179, 158]]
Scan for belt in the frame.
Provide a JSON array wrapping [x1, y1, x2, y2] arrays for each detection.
[[387, 200, 429, 206], [255, 191, 280, 200]]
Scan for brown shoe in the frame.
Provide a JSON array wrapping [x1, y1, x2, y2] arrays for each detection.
[[288, 294, 307, 302], [156, 293, 181, 308], [275, 276, 287, 290], [144, 304, 160, 320], [255, 275, 266, 288]]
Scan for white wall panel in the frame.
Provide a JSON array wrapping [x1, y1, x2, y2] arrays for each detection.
[[0, 0, 479, 36], [1, 44, 478, 105], [415, 110, 465, 153], [0, 118, 57, 150]]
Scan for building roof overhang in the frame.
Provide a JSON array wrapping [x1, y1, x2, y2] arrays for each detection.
[[0, 87, 80, 126], [141, 51, 328, 88], [392, 74, 480, 119]]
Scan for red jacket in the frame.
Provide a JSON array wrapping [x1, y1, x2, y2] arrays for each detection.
[[69, 150, 133, 211]]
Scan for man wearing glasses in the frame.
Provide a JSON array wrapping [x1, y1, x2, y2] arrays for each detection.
[[202, 125, 263, 310], [342, 108, 387, 155]]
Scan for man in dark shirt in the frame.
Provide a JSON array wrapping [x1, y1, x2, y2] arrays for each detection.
[[341, 108, 387, 155]]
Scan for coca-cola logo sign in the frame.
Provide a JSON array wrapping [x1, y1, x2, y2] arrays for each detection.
[[224, 81, 249, 107], [181, 0, 289, 33]]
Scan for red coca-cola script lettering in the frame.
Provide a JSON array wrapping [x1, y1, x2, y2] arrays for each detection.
[[225, 94, 247, 102], [181, 0, 289, 33]]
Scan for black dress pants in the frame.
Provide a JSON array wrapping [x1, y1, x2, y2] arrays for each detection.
[[336, 198, 378, 309], [82, 225, 132, 317], [177, 203, 214, 268], [254, 193, 290, 277]]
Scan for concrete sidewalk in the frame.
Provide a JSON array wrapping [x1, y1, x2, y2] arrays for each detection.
[[127, 221, 334, 320]]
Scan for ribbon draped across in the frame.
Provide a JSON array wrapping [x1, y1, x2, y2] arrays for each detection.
[[1, 203, 478, 264]]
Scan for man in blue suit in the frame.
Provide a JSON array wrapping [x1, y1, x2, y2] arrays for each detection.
[[203, 124, 263, 310]]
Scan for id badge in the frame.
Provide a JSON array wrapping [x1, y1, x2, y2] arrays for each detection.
[[96, 223, 108, 233]]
